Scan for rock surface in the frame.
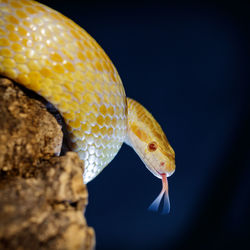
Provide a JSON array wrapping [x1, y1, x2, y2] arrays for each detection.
[[0, 78, 95, 250]]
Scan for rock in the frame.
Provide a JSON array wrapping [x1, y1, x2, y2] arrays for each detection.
[[0, 78, 63, 174], [0, 77, 95, 250]]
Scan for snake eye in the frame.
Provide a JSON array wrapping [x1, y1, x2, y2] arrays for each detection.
[[148, 141, 158, 152]]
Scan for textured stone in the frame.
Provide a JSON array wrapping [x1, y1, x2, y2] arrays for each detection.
[[0, 77, 95, 250], [0, 78, 62, 174]]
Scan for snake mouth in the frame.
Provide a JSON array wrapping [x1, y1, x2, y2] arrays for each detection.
[[142, 157, 173, 179], [155, 168, 174, 178], [148, 167, 162, 179]]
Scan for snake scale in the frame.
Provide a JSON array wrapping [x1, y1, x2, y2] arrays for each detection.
[[0, 0, 175, 212]]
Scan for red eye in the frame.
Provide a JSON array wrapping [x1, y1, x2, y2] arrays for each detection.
[[148, 142, 157, 152]]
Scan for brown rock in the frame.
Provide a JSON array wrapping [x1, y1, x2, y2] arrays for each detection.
[[0, 78, 62, 174], [0, 77, 95, 250]]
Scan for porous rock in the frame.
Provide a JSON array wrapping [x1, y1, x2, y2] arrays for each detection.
[[0, 77, 95, 250]]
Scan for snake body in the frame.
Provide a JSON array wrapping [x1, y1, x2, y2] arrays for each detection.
[[0, 0, 175, 212]]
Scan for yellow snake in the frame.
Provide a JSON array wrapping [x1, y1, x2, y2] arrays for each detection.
[[0, 0, 175, 213]]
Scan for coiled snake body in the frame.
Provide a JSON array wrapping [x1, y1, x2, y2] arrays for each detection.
[[0, 0, 175, 212]]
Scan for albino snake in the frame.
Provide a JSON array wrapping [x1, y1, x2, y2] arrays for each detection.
[[0, 0, 175, 213]]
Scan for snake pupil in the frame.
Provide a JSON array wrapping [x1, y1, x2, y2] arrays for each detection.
[[148, 142, 157, 152]]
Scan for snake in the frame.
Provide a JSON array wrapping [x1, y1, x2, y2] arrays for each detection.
[[0, 0, 175, 213]]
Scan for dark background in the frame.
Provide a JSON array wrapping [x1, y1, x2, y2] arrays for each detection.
[[39, 1, 250, 249]]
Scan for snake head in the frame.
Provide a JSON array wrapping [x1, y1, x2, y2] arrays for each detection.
[[125, 98, 175, 179], [125, 98, 175, 213]]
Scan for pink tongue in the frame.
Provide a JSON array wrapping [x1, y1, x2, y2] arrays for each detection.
[[148, 174, 170, 214]]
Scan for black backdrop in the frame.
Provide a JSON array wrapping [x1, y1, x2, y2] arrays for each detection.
[[39, 1, 250, 249]]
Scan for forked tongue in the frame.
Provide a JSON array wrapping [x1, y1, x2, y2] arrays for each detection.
[[148, 173, 170, 214]]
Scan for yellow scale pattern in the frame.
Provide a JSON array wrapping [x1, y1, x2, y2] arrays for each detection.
[[0, 0, 127, 183]]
